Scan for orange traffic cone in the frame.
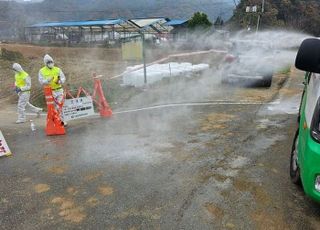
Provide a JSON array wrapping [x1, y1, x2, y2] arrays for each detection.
[[44, 86, 65, 136], [93, 77, 112, 117]]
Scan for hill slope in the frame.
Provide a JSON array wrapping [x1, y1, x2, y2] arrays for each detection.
[[34, 0, 235, 21], [230, 0, 320, 35]]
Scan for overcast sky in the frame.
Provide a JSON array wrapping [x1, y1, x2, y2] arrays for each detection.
[[13, 0, 43, 2]]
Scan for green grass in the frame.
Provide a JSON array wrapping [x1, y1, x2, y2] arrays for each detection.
[[278, 66, 291, 75]]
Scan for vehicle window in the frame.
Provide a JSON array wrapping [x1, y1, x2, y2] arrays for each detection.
[[305, 73, 320, 126]]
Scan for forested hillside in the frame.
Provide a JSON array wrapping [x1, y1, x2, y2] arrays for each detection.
[[230, 0, 320, 35], [31, 0, 235, 21]]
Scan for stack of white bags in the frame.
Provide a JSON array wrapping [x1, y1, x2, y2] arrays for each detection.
[[123, 62, 209, 87]]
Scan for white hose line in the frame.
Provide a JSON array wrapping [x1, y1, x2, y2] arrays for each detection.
[[4, 100, 279, 117], [113, 100, 279, 115]]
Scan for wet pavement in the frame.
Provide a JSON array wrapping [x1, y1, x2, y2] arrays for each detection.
[[1, 69, 320, 229]]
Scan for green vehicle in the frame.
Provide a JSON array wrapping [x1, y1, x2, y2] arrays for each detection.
[[290, 38, 320, 202]]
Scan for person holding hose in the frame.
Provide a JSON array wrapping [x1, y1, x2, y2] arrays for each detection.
[[13, 63, 43, 124], [38, 54, 67, 125]]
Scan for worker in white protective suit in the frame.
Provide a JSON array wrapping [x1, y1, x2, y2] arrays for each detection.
[[13, 63, 43, 124], [38, 54, 67, 125]]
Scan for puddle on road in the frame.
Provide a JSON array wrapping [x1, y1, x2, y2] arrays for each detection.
[[229, 156, 250, 169], [259, 95, 300, 115], [256, 118, 286, 130], [251, 134, 285, 151], [76, 134, 170, 165]]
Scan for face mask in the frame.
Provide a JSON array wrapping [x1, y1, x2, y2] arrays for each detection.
[[47, 63, 54, 69]]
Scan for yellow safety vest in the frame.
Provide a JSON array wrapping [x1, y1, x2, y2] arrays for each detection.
[[15, 71, 29, 89], [40, 66, 62, 90]]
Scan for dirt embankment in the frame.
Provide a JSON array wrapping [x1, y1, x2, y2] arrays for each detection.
[[0, 44, 127, 102]]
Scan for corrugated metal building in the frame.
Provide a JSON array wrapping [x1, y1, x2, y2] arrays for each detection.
[[24, 17, 183, 45]]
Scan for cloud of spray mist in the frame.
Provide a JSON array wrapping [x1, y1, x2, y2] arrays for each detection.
[[115, 30, 311, 133], [227, 30, 310, 72], [125, 30, 310, 102], [185, 30, 309, 73]]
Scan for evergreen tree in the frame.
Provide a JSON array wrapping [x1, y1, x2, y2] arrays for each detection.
[[188, 12, 213, 30]]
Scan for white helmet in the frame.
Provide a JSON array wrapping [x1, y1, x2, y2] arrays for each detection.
[[12, 63, 23, 72], [43, 54, 54, 65]]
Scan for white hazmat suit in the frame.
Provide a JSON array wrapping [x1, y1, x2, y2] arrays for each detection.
[[38, 54, 67, 123], [13, 63, 43, 124]]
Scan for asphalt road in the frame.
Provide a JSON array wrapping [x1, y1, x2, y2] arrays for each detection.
[[1, 69, 319, 230]]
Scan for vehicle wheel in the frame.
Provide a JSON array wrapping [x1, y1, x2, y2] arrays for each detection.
[[290, 129, 301, 185], [262, 75, 272, 88], [252, 75, 272, 88]]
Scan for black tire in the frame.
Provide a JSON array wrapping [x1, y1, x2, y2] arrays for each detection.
[[290, 129, 301, 185], [251, 75, 272, 88], [262, 75, 272, 88]]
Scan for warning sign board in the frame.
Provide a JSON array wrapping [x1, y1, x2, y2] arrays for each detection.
[[62, 96, 95, 121], [122, 39, 143, 61], [0, 131, 12, 157]]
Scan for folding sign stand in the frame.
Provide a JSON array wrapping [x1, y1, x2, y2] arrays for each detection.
[[0, 131, 12, 157]]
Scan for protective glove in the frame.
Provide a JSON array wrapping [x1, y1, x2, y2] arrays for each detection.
[[15, 87, 21, 94], [56, 76, 62, 84]]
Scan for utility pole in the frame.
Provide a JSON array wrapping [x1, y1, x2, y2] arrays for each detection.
[[141, 33, 147, 85], [256, 0, 265, 33], [245, 5, 257, 31]]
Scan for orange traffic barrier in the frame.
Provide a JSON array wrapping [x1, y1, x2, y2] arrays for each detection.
[[44, 86, 65, 136], [64, 73, 113, 118], [92, 74, 112, 117]]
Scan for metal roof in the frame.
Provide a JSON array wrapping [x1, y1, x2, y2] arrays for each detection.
[[28, 17, 173, 33], [166, 19, 188, 26], [127, 18, 171, 33], [128, 18, 166, 28], [29, 19, 125, 28]]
